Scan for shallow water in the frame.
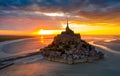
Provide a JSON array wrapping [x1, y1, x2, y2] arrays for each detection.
[[0, 37, 120, 76]]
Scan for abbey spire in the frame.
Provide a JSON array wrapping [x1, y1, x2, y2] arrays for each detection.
[[65, 18, 74, 34], [66, 18, 70, 31]]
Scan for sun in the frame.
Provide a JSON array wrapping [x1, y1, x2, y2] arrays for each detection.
[[37, 29, 63, 35], [38, 29, 53, 35]]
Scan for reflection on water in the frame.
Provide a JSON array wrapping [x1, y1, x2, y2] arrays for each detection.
[[104, 39, 117, 42], [40, 36, 44, 43], [1, 37, 53, 54], [39, 36, 53, 45], [0, 60, 64, 76]]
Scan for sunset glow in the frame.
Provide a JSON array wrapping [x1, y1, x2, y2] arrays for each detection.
[[38, 29, 52, 35], [0, 30, 31, 35], [38, 29, 63, 35], [0, 0, 120, 36], [0, 1, 120, 76]]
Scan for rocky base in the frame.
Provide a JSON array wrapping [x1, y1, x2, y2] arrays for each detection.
[[44, 56, 104, 64]]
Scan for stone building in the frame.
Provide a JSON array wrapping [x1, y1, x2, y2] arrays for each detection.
[[40, 20, 104, 64]]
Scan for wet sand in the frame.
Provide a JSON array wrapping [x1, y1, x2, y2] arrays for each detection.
[[0, 38, 45, 58], [94, 39, 120, 51]]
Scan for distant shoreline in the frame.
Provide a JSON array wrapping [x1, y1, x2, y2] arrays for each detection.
[[0, 35, 37, 42]]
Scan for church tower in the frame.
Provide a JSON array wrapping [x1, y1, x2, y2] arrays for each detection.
[[65, 19, 74, 34], [66, 18, 70, 31]]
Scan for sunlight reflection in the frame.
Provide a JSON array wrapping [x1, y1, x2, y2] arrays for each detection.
[[38, 36, 53, 45], [40, 36, 44, 43], [0, 62, 61, 76], [104, 39, 117, 42]]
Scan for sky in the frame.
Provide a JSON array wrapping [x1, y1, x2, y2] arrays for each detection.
[[0, 0, 120, 35]]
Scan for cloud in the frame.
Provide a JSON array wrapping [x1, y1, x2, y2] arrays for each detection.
[[0, 10, 65, 31], [0, 0, 119, 19], [0, 0, 120, 33], [0, 0, 119, 12]]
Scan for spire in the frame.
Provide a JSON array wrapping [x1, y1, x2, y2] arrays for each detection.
[[67, 18, 69, 27], [66, 18, 70, 31], [65, 18, 74, 34]]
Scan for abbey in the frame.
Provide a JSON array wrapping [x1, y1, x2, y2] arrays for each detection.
[[40, 20, 104, 64]]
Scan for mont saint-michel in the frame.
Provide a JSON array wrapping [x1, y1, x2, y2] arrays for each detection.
[[40, 21, 104, 64]]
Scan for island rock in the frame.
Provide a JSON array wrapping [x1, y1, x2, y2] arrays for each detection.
[[40, 21, 104, 64]]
